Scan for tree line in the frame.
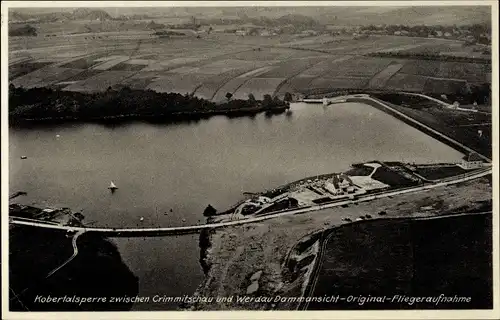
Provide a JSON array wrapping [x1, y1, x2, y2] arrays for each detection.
[[360, 23, 491, 40], [366, 51, 491, 64], [9, 85, 290, 123]]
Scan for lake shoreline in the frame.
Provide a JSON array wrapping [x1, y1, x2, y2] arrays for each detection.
[[9, 100, 470, 311], [9, 85, 291, 127], [9, 106, 290, 127]]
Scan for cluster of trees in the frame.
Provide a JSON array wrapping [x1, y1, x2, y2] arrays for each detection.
[[436, 82, 491, 105], [360, 23, 491, 41], [9, 24, 37, 36], [199, 13, 325, 33], [146, 20, 167, 30], [304, 85, 491, 107], [253, 14, 324, 32], [367, 51, 491, 64], [371, 93, 442, 110], [154, 30, 186, 37], [369, 84, 491, 107], [9, 85, 289, 123]]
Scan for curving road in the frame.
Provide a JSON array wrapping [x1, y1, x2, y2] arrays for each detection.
[[45, 230, 85, 278]]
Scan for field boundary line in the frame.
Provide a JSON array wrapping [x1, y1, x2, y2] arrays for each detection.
[[272, 58, 329, 97], [207, 65, 275, 101], [366, 62, 404, 89], [303, 56, 355, 88]]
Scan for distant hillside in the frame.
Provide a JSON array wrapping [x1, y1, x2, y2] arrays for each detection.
[[275, 14, 323, 29], [318, 6, 492, 26], [9, 11, 30, 23], [9, 6, 491, 26], [386, 6, 491, 25], [108, 6, 491, 26], [9, 8, 112, 23], [72, 8, 112, 21]]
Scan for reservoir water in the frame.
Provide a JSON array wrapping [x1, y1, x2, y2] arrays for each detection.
[[9, 102, 464, 310]]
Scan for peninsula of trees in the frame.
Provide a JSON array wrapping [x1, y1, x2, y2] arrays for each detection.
[[9, 85, 290, 125]]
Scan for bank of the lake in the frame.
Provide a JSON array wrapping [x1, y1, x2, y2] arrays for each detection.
[[8, 86, 289, 126], [9, 102, 464, 310]]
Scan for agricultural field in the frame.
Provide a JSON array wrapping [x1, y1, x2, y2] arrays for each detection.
[[9, 61, 53, 80], [194, 67, 268, 100], [212, 65, 279, 102], [9, 33, 491, 100], [62, 71, 137, 92], [233, 78, 286, 100], [308, 77, 370, 90], [115, 72, 162, 91], [145, 73, 216, 94], [61, 69, 105, 82], [367, 62, 404, 89], [259, 57, 327, 78], [423, 78, 469, 95], [399, 60, 491, 84], [275, 76, 314, 96], [60, 53, 114, 69], [298, 58, 340, 77], [229, 48, 296, 61], [107, 62, 148, 72], [384, 73, 429, 92], [294, 35, 433, 54], [414, 165, 467, 181], [332, 57, 394, 77], [398, 60, 442, 76], [10, 66, 85, 88], [396, 41, 486, 57], [307, 214, 492, 310]]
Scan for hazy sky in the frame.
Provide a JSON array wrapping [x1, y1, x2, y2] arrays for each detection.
[[12, 6, 491, 26]]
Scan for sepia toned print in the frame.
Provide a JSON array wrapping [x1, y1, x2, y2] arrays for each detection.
[[3, 2, 497, 317]]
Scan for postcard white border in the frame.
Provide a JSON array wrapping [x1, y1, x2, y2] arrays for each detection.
[[2, 1, 499, 319]]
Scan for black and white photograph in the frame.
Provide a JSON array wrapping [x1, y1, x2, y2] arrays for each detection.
[[1, 1, 498, 319]]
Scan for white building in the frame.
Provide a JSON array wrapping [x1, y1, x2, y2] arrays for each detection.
[[457, 153, 484, 169], [259, 30, 272, 37], [324, 182, 342, 195]]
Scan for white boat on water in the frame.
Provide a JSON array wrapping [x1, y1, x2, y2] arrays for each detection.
[[108, 181, 118, 190]]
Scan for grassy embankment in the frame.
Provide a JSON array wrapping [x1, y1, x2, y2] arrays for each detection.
[[303, 212, 492, 310], [413, 165, 467, 181], [367, 93, 492, 159]]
